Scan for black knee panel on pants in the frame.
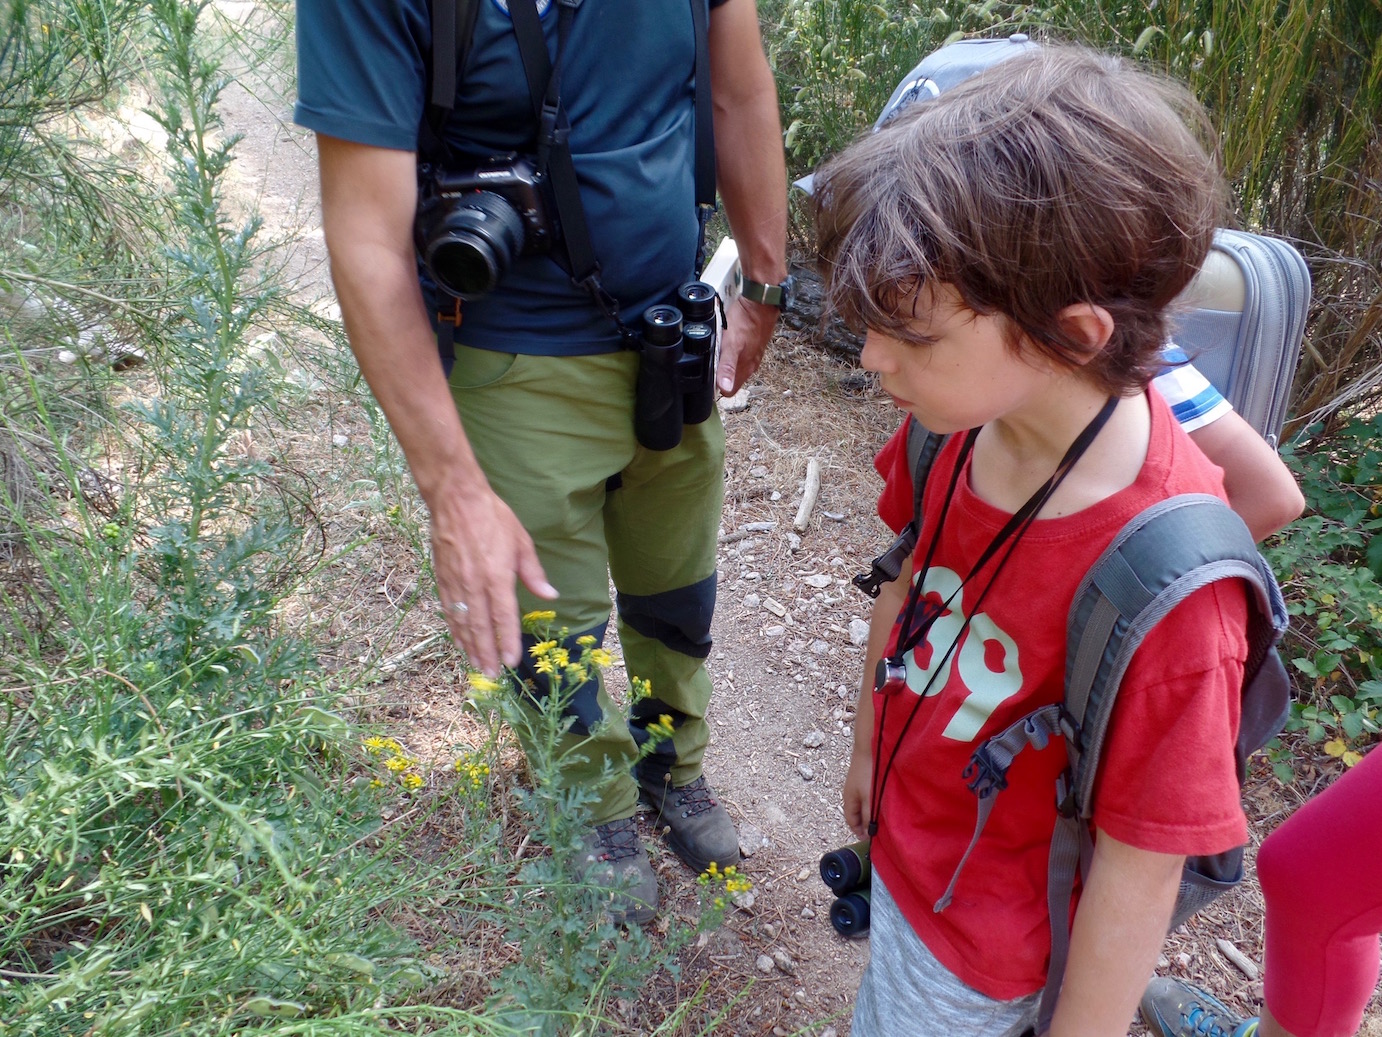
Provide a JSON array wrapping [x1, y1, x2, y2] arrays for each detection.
[[616, 572, 717, 660]]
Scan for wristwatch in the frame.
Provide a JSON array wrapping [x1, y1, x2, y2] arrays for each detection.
[[741, 274, 795, 313]]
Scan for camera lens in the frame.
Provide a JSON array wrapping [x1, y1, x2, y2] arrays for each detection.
[[423, 191, 526, 299]]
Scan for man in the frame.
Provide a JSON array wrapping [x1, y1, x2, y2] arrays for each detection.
[[294, 0, 788, 922]]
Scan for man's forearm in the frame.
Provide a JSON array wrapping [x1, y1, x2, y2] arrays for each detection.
[[709, 0, 787, 286], [328, 241, 489, 506]]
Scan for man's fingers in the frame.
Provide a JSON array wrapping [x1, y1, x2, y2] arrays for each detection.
[[516, 538, 558, 601]]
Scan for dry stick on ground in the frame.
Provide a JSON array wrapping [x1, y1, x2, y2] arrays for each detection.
[[794, 459, 822, 532]]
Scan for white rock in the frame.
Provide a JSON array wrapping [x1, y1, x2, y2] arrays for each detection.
[[749, 465, 769, 478], [763, 597, 788, 617], [798, 763, 815, 781], [771, 949, 797, 974], [719, 389, 751, 413], [738, 824, 768, 857], [804, 574, 833, 589], [848, 618, 871, 646], [762, 624, 786, 638], [743, 593, 761, 609], [802, 730, 826, 748], [810, 639, 830, 655], [801, 906, 816, 919], [732, 889, 756, 911], [756, 954, 775, 973], [332, 434, 349, 447]]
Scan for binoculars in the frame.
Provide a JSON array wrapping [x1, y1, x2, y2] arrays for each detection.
[[819, 838, 871, 937], [634, 281, 719, 452]]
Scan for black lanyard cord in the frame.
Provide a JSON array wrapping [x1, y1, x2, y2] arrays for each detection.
[[868, 396, 1120, 836]]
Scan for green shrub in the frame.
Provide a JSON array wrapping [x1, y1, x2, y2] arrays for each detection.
[[1266, 416, 1382, 775]]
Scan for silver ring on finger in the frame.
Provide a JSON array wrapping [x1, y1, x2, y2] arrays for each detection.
[[448, 601, 470, 616]]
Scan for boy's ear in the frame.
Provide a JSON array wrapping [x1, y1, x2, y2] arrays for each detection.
[[1055, 303, 1115, 363]]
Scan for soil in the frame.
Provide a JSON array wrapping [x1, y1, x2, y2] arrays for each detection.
[[204, 8, 1380, 1035]]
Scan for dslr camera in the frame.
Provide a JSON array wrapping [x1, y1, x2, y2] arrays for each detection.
[[819, 839, 871, 937], [414, 154, 557, 300]]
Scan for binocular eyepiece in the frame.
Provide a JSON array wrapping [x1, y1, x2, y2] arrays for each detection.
[[634, 281, 719, 451], [820, 839, 871, 937]]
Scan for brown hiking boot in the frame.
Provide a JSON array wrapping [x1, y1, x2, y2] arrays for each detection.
[[638, 774, 741, 873], [579, 816, 658, 925]]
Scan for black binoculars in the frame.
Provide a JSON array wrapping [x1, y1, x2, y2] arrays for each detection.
[[820, 838, 871, 937], [634, 281, 719, 452]]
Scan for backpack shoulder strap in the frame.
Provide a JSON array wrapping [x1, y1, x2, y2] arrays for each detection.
[[420, 0, 481, 161], [852, 417, 946, 598], [1063, 493, 1288, 803], [1034, 493, 1290, 1033]]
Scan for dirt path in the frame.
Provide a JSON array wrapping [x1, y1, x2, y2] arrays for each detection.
[[213, 9, 1381, 1035]]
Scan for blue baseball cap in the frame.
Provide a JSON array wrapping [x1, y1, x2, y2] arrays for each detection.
[[794, 33, 1038, 195]]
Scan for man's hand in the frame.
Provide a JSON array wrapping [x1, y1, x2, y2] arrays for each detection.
[[429, 481, 557, 678], [716, 296, 778, 395], [315, 133, 556, 676]]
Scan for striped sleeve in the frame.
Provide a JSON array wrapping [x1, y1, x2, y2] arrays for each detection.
[[1152, 343, 1233, 433]]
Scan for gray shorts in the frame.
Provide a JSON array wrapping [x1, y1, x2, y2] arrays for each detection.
[[851, 873, 1040, 1037]]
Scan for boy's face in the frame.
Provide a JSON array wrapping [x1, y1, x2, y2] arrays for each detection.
[[860, 282, 1060, 434]]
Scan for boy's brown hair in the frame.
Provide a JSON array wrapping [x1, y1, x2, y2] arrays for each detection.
[[813, 45, 1229, 395]]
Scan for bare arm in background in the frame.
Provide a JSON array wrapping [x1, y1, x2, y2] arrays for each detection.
[[1189, 410, 1304, 541], [315, 135, 556, 677], [708, 0, 788, 395]]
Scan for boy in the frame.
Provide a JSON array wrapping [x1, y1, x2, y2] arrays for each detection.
[[814, 47, 1255, 1035]]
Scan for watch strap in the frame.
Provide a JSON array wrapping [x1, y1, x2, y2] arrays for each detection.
[[741, 275, 793, 311]]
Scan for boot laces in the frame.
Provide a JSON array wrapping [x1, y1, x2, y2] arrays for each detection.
[[594, 817, 641, 863], [672, 776, 718, 818]]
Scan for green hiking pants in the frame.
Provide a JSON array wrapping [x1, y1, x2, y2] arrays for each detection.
[[448, 344, 724, 826]]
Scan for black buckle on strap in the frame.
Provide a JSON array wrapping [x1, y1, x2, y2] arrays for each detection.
[[963, 745, 1009, 798]]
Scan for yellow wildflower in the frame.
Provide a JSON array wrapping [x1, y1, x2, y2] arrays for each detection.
[[529, 639, 557, 658], [467, 672, 503, 693], [533, 657, 554, 675], [630, 676, 653, 702], [384, 756, 413, 772], [363, 735, 389, 754], [522, 610, 558, 629], [550, 647, 570, 667], [588, 648, 613, 668], [400, 773, 424, 790], [576, 635, 597, 647], [564, 664, 588, 684]]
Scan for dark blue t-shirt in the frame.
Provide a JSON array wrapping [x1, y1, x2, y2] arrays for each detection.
[[295, 0, 721, 355]]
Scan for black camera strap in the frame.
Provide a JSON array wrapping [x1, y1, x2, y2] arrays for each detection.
[[867, 397, 1119, 838]]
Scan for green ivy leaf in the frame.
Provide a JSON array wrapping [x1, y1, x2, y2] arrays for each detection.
[[1366, 533, 1382, 583]]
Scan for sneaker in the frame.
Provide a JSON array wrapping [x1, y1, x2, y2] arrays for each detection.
[[1140, 977, 1260, 1037], [580, 817, 658, 925], [638, 773, 741, 873]]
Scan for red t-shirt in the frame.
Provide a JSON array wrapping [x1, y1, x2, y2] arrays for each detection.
[[870, 391, 1249, 1000]]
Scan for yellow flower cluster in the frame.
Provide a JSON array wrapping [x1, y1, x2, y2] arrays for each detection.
[[466, 672, 504, 694], [362, 735, 424, 791], [363, 735, 402, 755], [630, 676, 653, 703], [697, 861, 753, 910], [644, 713, 676, 743], [453, 753, 491, 791]]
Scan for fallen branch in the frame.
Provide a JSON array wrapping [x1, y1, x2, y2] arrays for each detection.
[[793, 459, 821, 532]]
